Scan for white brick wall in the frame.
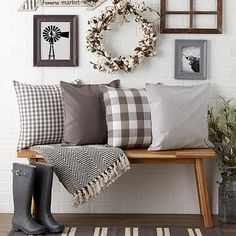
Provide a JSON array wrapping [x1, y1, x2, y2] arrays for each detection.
[[0, 0, 235, 214]]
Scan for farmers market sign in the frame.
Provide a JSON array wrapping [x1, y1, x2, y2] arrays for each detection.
[[18, 0, 106, 11]]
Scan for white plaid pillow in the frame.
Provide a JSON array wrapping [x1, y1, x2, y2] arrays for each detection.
[[102, 86, 152, 148], [14, 81, 64, 150]]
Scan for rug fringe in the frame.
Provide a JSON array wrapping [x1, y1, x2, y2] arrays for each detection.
[[73, 154, 130, 206]]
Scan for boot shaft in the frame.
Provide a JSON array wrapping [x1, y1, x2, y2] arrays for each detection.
[[32, 163, 54, 213], [31, 162, 64, 233], [12, 163, 36, 217]]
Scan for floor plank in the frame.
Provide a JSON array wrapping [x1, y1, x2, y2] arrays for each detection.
[[1, 214, 235, 236]]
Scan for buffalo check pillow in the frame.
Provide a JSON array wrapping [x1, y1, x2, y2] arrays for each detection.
[[101, 86, 152, 148], [14, 81, 64, 150]]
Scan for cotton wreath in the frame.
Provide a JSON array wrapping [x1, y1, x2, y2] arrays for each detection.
[[86, 0, 158, 73]]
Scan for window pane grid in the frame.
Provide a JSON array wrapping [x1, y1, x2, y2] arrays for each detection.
[[161, 0, 222, 34]]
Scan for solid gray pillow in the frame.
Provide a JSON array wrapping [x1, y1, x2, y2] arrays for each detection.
[[61, 80, 119, 145], [146, 83, 210, 151]]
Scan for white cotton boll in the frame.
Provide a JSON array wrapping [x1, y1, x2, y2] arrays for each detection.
[[104, 51, 111, 58], [128, 58, 134, 68], [138, 51, 144, 57], [102, 57, 110, 64], [123, 59, 129, 66], [116, 1, 126, 9], [100, 44, 105, 51], [111, 61, 119, 70]]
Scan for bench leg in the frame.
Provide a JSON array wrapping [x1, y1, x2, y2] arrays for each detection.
[[195, 158, 213, 228], [195, 165, 203, 216]]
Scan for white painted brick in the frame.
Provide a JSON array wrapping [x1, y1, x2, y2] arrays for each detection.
[[169, 193, 198, 204], [92, 203, 122, 213], [1, 182, 12, 193], [42, 68, 76, 79], [90, 192, 106, 203], [52, 192, 74, 203], [154, 182, 186, 194], [184, 204, 200, 214], [104, 180, 124, 193], [60, 203, 91, 213], [230, 70, 236, 78], [52, 177, 61, 192], [0, 0, 236, 214], [137, 191, 170, 204], [215, 37, 236, 47], [106, 191, 136, 204], [51, 203, 60, 213], [122, 203, 155, 214], [0, 203, 13, 213], [155, 204, 185, 214], [13, 67, 43, 78], [123, 183, 154, 193], [0, 193, 12, 203]]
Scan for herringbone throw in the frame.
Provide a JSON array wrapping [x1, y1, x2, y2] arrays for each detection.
[[30, 144, 130, 206]]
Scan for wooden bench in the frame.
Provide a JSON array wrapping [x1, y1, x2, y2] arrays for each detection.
[[17, 148, 215, 228]]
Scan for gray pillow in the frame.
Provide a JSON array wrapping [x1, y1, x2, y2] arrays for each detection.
[[146, 83, 210, 151], [61, 80, 120, 145]]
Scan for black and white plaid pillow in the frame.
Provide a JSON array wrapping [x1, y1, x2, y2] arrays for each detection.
[[14, 81, 64, 150], [102, 86, 152, 148]]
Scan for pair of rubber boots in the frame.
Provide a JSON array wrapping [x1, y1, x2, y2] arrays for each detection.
[[12, 162, 64, 235]]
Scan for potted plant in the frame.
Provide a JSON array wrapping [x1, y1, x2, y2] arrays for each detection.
[[208, 97, 236, 223]]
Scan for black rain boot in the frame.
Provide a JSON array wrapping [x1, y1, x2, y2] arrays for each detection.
[[12, 163, 46, 235], [32, 162, 64, 233]]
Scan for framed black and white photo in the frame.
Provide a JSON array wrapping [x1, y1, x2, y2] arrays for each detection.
[[34, 15, 78, 67], [175, 40, 207, 80]]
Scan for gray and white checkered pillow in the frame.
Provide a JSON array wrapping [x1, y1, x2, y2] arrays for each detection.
[[14, 81, 64, 150], [102, 86, 152, 148]]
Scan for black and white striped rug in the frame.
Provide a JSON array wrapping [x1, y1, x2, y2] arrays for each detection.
[[8, 226, 222, 236]]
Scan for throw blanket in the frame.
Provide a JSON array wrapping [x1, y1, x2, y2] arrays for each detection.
[[30, 144, 130, 206]]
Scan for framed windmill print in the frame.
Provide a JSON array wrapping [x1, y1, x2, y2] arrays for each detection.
[[33, 15, 78, 67]]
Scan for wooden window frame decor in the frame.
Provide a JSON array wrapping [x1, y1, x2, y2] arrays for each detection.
[[175, 39, 207, 80], [160, 0, 223, 34], [33, 15, 78, 67]]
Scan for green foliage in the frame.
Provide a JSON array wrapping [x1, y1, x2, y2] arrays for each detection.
[[208, 97, 236, 177]]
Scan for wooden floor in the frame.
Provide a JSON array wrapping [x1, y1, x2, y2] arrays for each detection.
[[1, 214, 236, 236]]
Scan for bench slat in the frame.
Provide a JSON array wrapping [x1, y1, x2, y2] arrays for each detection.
[[17, 148, 215, 161]]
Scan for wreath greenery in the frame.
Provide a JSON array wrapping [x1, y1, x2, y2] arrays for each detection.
[[86, 0, 159, 73]]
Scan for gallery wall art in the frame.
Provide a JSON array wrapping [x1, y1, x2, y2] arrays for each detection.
[[33, 15, 78, 67], [175, 39, 207, 80], [18, 0, 107, 11], [86, 0, 159, 73], [160, 0, 222, 34]]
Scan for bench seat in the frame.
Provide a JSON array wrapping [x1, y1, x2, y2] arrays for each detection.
[[17, 148, 215, 163], [17, 148, 215, 228]]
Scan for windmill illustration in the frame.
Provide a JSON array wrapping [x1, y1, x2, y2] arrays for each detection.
[[43, 25, 69, 60]]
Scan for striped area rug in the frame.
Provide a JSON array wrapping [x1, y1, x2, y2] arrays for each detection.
[[8, 226, 222, 236]]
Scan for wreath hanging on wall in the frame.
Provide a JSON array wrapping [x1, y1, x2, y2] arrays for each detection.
[[86, 0, 159, 73]]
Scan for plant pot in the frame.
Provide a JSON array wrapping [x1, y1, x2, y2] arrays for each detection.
[[219, 175, 236, 223]]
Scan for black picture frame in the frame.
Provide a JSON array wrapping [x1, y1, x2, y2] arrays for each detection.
[[33, 15, 78, 67], [175, 39, 207, 80]]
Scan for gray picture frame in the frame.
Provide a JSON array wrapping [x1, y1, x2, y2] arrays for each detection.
[[33, 15, 78, 67], [175, 40, 207, 80]]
